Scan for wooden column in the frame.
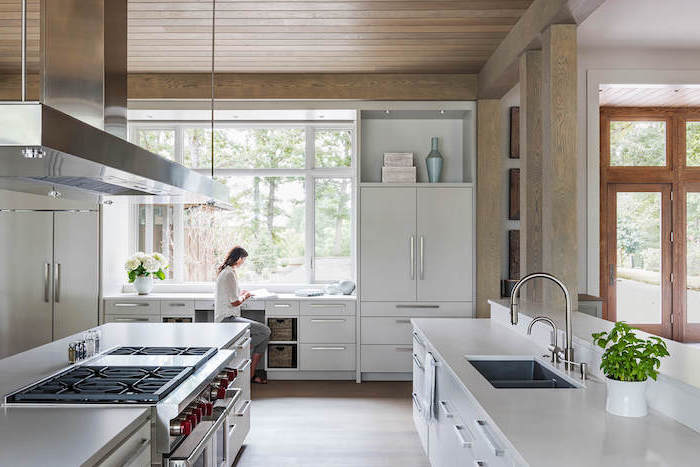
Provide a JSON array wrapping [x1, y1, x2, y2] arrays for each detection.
[[519, 50, 544, 302], [542, 24, 578, 308], [476, 100, 502, 318]]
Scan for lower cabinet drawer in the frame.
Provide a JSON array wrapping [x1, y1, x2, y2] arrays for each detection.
[[299, 344, 355, 371], [228, 398, 251, 463], [300, 316, 355, 343], [361, 317, 413, 344], [265, 300, 300, 316], [96, 420, 151, 467], [161, 300, 194, 316], [360, 344, 413, 372], [105, 299, 160, 316], [104, 314, 160, 324]]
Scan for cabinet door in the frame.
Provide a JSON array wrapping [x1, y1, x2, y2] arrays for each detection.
[[0, 211, 53, 358], [53, 211, 99, 339], [417, 188, 473, 301], [360, 187, 417, 300]]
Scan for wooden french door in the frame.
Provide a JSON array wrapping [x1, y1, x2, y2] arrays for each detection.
[[678, 183, 700, 341], [605, 183, 673, 338]]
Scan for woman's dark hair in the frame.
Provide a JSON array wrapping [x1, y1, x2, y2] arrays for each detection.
[[218, 246, 249, 274]]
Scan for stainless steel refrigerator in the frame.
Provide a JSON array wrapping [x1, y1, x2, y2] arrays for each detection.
[[0, 210, 99, 358]]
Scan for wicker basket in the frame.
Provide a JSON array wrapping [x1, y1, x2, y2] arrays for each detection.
[[268, 318, 296, 341], [267, 344, 297, 368]]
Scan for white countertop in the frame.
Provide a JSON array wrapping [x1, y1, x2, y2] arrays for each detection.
[[411, 318, 700, 467], [0, 406, 150, 467], [103, 292, 357, 301]]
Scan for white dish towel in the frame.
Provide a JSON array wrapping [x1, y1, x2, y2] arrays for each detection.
[[422, 352, 437, 421]]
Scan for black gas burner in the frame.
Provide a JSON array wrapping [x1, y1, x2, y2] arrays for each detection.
[[108, 346, 215, 357], [7, 366, 193, 403]]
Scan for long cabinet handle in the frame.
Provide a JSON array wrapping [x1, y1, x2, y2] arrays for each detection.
[[309, 304, 345, 308], [168, 303, 187, 307], [439, 400, 454, 418], [410, 235, 415, 280], [412, 353, 424, 370], [310, 319, 346, 323], [396, 304, 439, 309], [114, 303, 150, 307], [237, 359, 252, 372], [395, 346, 412, 352], [234, 336, 252, 350], [113, 317, 149, 322], [311, 346, 346, 351], [273, 304, 291, 308], [54, 263, 61, 303], [44, 263, 50, 303], [412, 331, 425, 347], [235, 400, 252, 417], [419, 236, 425, 280], [411, 392, 423, 413], [475, 420, 505, 456], [395, 319, 411, 324], [453, 424, 474, 448]]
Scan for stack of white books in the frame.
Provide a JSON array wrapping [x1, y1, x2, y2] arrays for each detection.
[[382, 152, 416, 183]]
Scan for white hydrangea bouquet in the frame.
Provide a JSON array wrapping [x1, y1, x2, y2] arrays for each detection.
[[125, 252, 169, 282]]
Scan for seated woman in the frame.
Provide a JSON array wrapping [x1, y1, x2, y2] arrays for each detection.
[[215, 246, 271, 384]]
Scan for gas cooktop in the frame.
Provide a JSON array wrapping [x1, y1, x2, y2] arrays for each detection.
[[107, 346, 215, 357], [6, 366, 193, 403]]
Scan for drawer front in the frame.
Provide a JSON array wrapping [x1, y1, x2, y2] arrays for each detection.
[[241, 298, 265, 311], [300, 301, 355, 316], [105, 299, 160, 316], [161, 299, 195, 316], [361, 301, 474, 317], [228, 398, 251, 463], [300, 344, 355, 371], [360, 344, 413, 372], [230, 331, 252, 361], [265, 300, 300, 316], [194, 299, 214, 310], [104, 314, 160, 324], [300, 316, 355, 343], [361, 317, 413, 344], [96, 420, 150, 467]]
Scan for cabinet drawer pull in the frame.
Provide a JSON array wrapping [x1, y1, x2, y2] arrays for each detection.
[[412, 353, 424, 370], [395, 319, 411, 324], [114, 303, 149, 307], [395, 304, 439, 309], [237, 359, 252, 372], [475, 420, 505, 456], [411, 392, 423, 413], [395, 346, 412, 352], [310, 319, 346, 323], [453, 424, 474, 448], [234, 336, 252, 350], [168, 303, 186, 307], [474, 462, 486, 467], [310, 304, 345, 308], [438, 400, 454, 418], [113, 317, 149, 322], [273, 304, 291, 308], [311, 346, 346, 351], [235, 400, 252, 417], [412, 331, 425, 347]]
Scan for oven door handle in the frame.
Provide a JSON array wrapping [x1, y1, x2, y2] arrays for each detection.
[[167, 390, 241, 466]]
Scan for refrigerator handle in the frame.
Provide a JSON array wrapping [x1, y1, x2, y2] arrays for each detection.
[[44, 263, 50, 303], [54, 263, 61, 303]]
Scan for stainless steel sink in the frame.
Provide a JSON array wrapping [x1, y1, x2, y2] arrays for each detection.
[[468, 358, 579, 389]]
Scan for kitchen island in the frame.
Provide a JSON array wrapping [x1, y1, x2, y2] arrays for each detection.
[[411, 317, 700, 466], [0, 322, 250, 466]]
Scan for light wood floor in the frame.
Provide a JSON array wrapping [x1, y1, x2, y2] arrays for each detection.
[[233, 380, 430, 467]]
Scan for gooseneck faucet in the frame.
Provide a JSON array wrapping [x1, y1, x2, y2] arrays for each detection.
[[510, 272, 575, 369]]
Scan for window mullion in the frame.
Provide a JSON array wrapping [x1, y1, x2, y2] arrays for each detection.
[[305, 125, 315, 282]]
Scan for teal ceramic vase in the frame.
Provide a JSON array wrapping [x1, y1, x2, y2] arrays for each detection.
[[425, 136, 443, 183]]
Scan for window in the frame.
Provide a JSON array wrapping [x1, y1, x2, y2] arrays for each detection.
[[609, 121, 666, 166], [129, 122, 354, 284]]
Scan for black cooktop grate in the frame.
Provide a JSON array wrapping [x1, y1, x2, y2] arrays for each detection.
[[107, 346, 214, 356], [7, 366, 193, 403]]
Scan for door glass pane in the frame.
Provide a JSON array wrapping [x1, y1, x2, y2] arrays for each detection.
[[687, 122, 700, 166], [135, 129, 175, 160], [616, 192, 662, 324], [315, 129, 352, 168], [315, 178, 352, 281], [610, 121, 666, 166], [687, 193, 700, 323]]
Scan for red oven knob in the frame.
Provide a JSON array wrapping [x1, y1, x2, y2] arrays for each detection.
[[192, 406, 203, 423], [184, 410, 198, 428], [216, 379, 229, 399], [198, 402, 212, 417], [170, 420, 191, 436], [224, 369, 237, 381]]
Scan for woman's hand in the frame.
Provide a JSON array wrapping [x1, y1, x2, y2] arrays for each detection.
[[230, 292, 252, 307]]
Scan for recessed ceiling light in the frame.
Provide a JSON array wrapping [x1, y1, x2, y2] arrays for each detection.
[[440, 110, 445, 115], [319, 115, 325, 119], [384, 110, 391, 115]]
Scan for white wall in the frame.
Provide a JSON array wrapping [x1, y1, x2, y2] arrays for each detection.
[[576, 46, 700, 296], [101, 197, 130, 299]]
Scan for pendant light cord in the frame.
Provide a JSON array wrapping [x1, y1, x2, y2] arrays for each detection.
[[210, 0, 216, 179]]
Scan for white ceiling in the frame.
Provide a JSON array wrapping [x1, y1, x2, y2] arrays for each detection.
[[599, 84, 700, 107], [578, 0, 700, 50]]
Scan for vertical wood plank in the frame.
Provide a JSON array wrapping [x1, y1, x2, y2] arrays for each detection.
[[476, 99, 502, 318], [542, 24, 578, 308]]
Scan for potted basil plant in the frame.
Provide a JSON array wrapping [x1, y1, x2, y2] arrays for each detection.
[[592, 322, 669, 417]]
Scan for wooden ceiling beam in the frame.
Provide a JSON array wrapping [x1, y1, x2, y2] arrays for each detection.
[[477, 0, 605, 98], [128, 73, 477, 101]]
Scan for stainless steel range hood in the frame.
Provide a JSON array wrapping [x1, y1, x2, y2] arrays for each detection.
[[0, 0, 229, 205]]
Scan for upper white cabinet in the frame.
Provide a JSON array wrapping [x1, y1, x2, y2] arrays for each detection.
[[360, 186, 473, 302]]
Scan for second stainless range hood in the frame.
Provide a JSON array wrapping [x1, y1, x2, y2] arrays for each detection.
[[0, 0, 229, 205]]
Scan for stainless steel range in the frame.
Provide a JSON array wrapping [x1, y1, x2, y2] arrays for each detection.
[[4, 345, 251, 466]]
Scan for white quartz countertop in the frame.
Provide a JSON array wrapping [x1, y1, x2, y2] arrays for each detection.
[[0, 406, 150, 467], [103, 292, 356, 301], [411, 318, 700, 467]]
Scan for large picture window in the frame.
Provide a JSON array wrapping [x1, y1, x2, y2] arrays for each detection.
[[130, 123, 354, 284]]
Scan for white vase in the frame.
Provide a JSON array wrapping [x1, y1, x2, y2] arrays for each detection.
[[133, 275, 154, 295], [605, 377, 648, 417]]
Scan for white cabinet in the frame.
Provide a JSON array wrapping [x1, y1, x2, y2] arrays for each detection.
[[360, 186, 473, 302], [95, 418, 151, 467], [360, 187, 417, 301]]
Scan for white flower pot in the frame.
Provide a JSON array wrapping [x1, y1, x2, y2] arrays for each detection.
[[133, 275, 154, 295], [605, 377, 648, 417]]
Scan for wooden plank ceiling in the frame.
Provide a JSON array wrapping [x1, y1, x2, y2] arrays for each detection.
[[127, 0, 534, 73], [599, 85, 700, 107]]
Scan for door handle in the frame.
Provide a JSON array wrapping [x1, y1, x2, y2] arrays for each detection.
[[44, 263, 50, 303], [410, 235, 415, 280], [419, 236, 425, 280], [54, 263, 61, 303]]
